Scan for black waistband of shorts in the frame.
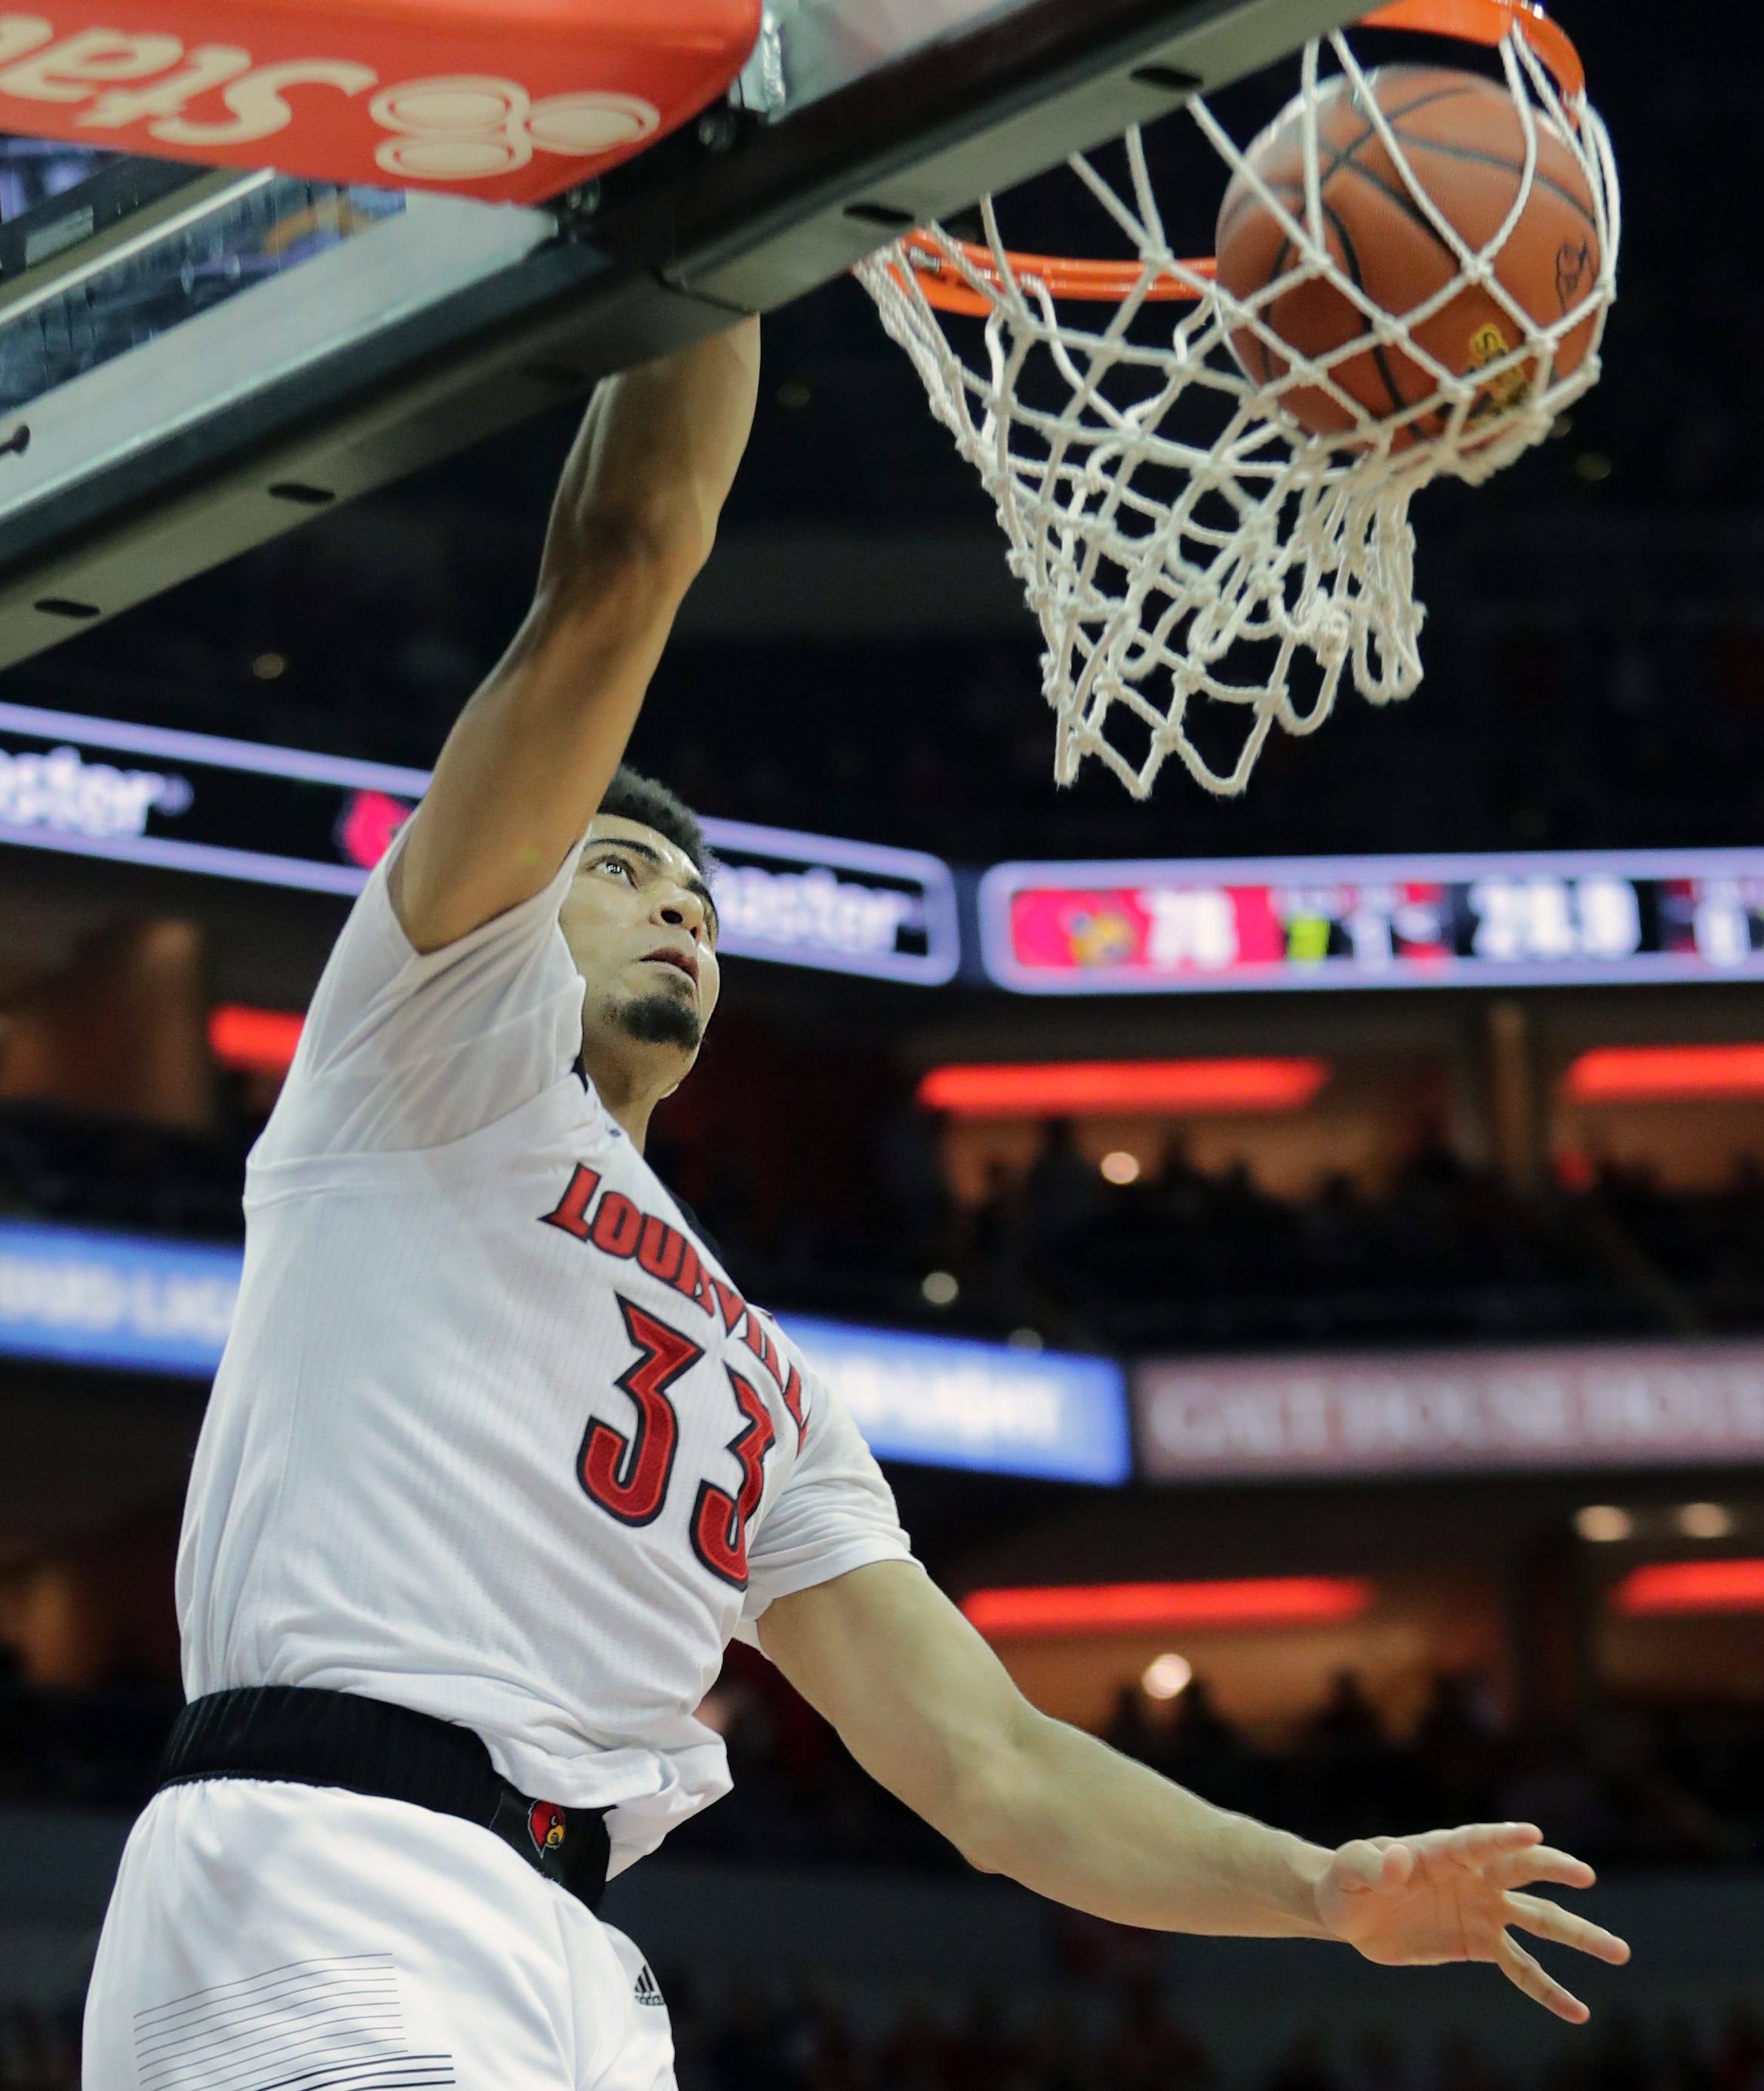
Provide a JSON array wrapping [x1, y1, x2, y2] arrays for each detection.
[[159, 1686, 610, 1911]]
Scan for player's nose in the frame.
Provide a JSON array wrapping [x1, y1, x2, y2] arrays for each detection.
[[658, 887, 709, 941]]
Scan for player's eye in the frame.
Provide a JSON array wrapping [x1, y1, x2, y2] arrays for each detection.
[[595, 855, 636, 883]]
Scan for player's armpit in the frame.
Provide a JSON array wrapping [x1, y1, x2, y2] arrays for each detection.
[[391, 320, 759, 956]]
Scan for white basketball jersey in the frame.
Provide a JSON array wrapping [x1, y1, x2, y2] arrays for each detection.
[[176, 830, 918, 1874]]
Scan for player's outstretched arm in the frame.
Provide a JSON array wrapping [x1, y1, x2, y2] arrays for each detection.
[[391, 319, 760, 953], [759, 1561, 1630, 2022]]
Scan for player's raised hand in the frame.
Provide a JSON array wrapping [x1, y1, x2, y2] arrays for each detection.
[[1317, 1822, 1630, 2022], [394, 317, 761, 956]]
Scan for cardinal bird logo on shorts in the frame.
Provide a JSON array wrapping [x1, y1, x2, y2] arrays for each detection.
[[528, 1801, 566, 1854]]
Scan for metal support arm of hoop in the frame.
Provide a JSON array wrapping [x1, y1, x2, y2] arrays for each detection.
[[897, 0, 1586, 314]]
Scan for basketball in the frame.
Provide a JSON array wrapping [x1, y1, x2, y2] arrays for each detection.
[[1214, 64, 1602, 445]]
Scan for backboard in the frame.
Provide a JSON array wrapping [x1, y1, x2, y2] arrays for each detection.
[[0, 0, 1364, 670]]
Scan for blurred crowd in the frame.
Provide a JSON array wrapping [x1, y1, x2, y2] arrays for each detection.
[[0, 1653, 179, 1813], [978, 1136, 1764, 1351], [14, 1091, 1764, 1355], [672, 1658, 1764, 1876], [3, 1646, 1762, 1869], [664, 1990, 1764, 2091], [6, 1985, 1764, 2091], [1095, 1671, 1764, 1870], [0, 2010, 75, 2091], [0, 1101, 245, 1243], [702, 1123, 1764, 1355]]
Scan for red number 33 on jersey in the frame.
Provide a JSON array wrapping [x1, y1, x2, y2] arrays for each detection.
[[578, 1296, 777, 1589]]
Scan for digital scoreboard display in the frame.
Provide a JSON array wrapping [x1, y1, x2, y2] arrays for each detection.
[[700, 816, 959, 986], [0, 698, 960, 984], [8, 694, 1764, 999], [981, 850, 1764, 995], [0, 694, 426, 894]]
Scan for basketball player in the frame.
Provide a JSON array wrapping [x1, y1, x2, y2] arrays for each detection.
[[85, 320, 1627, 2091]]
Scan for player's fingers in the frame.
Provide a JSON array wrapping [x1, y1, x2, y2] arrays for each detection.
[[1505, 1893, 1632, 1966], [1441, 1822, 1544, 1865], [1497, 1933, 1590, 2025], [1488, 1845, 1596, 1891]]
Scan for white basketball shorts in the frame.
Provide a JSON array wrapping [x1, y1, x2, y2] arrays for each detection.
[[84, 1780, 677, 2091]]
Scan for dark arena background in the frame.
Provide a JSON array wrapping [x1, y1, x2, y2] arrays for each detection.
[[3, 3, 1764, 2089]]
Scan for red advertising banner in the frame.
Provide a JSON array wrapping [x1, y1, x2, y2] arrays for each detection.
[[1134, 1341, 1764, 1483], [0, 1, 757, 205]]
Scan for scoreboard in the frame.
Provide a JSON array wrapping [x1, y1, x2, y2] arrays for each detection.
[[6, 691, 1764, 999], [0, 697, 959, 983], [980, 851, 1764, 996]]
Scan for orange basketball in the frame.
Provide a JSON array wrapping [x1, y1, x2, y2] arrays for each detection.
[[1214, 64, 1601, 445]]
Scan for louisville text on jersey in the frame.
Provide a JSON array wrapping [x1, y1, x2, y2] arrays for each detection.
[[540, 1163, 806, 1442]]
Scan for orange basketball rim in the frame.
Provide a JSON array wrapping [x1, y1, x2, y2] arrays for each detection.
[[0, 0, 761, 205], [899, 0, 1588, 318]]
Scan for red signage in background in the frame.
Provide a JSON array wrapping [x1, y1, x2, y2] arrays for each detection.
[[981, 849, 1764, 995], [1564, 1044, 1764, 1101], [0, 1, 758, 206], [208, 1006, 303, 1077], [917, 1058, 1328, 1116], [962, 1577, 1374, 1639], [335, 788, 413, 870], [1612, 1560, 1764, 1617], [1005, 876, 1451, 981]]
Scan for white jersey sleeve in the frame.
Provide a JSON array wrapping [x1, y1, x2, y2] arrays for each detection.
[[741, 1354, 921, 1628], [257, 826, 589, 1162]]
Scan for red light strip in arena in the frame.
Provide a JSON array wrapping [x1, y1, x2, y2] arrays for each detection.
[[1563, 1044, 1764, 1102], [208, 1005, 303, 1076], [961, 1577, 1375, 1639], [916, 1058, 1330, 1118], [1611, 1560, 1764, 1616]]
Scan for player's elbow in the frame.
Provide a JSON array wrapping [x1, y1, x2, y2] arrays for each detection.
[[519, 514, 707, 694], [549, 491, 716, 609], [939, 1711, 1051, 1878]]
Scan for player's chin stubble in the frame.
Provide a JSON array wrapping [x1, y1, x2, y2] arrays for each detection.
[[613, 990, 703, 1053]]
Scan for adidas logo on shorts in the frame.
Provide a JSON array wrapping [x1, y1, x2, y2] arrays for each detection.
[[633, 1965, 665, 2009]]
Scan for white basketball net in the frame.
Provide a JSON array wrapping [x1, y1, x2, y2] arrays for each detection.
[[856, 24, 1619, 799]]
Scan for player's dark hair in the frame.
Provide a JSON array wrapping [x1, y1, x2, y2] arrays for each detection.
[[598, 765, 709, 876]]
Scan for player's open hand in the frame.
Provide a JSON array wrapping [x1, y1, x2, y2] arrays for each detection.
[[1316, 1822, 1630, 2023]]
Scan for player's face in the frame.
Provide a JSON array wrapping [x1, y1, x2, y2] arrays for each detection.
[[561, 815, 722, 1070]]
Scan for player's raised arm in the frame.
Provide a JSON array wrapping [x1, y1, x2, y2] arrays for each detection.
[[760, 1561, 1631, 2022], [391, 319, 760, 954]]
